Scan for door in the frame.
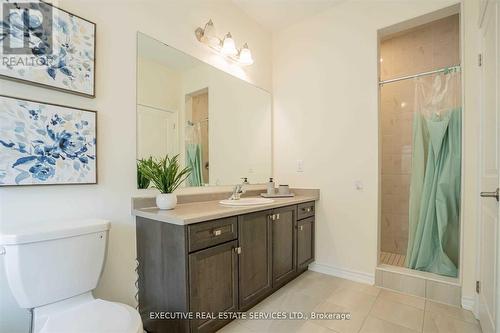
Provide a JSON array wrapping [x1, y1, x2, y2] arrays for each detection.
[[238, 210, 272, 310], [478, 2, 500, 333], [271, 206, 297, 287], [297, 216, 315, 270], [189, 241, 238, 333], [137, 104, 178, 159]]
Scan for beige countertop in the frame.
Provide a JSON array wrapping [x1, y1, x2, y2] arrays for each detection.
[[132, 189, 319, 225]]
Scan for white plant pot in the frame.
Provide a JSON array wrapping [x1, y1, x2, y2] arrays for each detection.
[[156, 193, 177, 210]]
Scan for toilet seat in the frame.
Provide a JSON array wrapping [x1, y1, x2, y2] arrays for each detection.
[[38, 298, 143, 333]]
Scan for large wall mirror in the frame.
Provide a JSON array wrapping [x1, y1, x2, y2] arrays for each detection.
[[136, 32, 272, 188]]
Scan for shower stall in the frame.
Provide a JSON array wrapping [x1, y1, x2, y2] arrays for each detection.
[[378, 13, 462, 280]]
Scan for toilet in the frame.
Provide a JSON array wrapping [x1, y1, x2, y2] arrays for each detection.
[[0, 219, 143, 333]]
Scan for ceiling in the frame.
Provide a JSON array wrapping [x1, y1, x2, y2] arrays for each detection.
[[232, 0, 342, 32]]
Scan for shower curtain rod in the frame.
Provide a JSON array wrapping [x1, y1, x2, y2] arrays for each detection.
[[379, 65, 461, 86]]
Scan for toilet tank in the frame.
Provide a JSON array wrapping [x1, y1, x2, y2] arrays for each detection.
[[0, 219, 110, 309]]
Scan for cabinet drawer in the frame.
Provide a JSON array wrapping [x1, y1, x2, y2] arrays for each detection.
[[297, 202, 315, 220], [188, 217, 238, 252]]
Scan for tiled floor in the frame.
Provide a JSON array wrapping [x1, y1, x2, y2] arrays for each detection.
[[380, 251, 406, 267], [217, 271, 481, 333]]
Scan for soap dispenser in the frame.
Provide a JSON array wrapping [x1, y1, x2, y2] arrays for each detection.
[[267, 178, 275, 195]]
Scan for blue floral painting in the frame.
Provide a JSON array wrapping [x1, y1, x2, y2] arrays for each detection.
[[0, 2, 95, 96], [0, 96, 97, 186]]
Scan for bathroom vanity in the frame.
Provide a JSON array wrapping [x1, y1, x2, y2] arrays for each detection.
[[132, 189, 318, 333]]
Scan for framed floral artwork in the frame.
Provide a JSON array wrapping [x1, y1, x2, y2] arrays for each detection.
[[0, 1, 96, 97], [0, 95, 97, 186]]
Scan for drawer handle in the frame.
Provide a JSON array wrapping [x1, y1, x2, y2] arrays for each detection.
[[302, 207, 312, 212], [213, 229, 222, 236], [270, 214, 280, 221]]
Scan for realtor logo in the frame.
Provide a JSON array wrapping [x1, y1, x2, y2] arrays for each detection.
[[2, 1, 53, 56]]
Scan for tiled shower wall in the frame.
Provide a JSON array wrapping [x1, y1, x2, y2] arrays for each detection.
[[379, 15, 460, 255]]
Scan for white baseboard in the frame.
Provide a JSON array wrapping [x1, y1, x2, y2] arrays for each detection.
[[461, 296, 475, 312], [309, 262, 375, 285]]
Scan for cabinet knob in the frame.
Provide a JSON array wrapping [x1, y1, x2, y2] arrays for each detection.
[[213, 229, 222, 236], [234, 247, 242, 254], [307, 208, 311, 212], [298, 225, 304, 231], [275, 213, 280, 220]]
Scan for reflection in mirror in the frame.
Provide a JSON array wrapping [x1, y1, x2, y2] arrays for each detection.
[[185, 88, 209, 186], [136, 32, 272, 188]]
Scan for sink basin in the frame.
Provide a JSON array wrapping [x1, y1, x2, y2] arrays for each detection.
[[219, 197, 274, 206]]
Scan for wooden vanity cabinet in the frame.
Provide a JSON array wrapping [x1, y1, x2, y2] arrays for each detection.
[[237, 210, 273, 310], [271, 205, 297, 288], [136, 202, 315, 333], [189, 240, 238, 333]]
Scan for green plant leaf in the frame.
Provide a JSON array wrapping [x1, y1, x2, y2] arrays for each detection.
[[137, 157, 153, 189], [136, 154, 192, 193]]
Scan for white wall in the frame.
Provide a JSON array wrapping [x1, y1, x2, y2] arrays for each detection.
[[0, 1, 272, 332], [273, 0, 480, 303], [137, 57, 182, 112]]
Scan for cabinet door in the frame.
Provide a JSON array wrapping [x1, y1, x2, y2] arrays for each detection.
[[272, 205, 297, 287], [189, 241, 238, 333], [238, 210, 273, 310], [297, 217, 315, 270]]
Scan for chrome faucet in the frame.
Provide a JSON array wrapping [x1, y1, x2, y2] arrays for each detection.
[[229, 178, 249, 200]]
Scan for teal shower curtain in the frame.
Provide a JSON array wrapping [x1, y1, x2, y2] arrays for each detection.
[[186, 143, 203, 187], [406, 70, 461, 277]]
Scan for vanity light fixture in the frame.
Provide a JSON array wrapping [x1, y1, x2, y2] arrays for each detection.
[[221, 32, 238, 56], [195, 20, 253, 66], [200, 19, 220, 49], [238, 43, 254, 65]]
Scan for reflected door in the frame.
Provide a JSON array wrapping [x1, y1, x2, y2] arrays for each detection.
[[137, 105, 178, 159]]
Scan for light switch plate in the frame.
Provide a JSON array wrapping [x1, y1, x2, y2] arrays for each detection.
[[297, 160, 304, 172]]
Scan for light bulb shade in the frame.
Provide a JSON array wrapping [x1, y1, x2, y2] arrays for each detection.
[[238, 43, 253, 65], [221, 33, 237, 56]]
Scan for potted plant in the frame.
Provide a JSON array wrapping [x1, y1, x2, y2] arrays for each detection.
[[137, 155, 192, 210], [137, 157, 153, 189]]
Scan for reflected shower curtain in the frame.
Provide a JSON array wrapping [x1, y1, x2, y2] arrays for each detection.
[[406, 69, 461, 277], [186, 123, 203, 187]]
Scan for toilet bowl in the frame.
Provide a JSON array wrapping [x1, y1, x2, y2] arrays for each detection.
[[0, 219, 144, 333], [34, 293, 142, 333]]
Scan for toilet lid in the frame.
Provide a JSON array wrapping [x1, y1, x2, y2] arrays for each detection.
[[39, 299, 143, 333]]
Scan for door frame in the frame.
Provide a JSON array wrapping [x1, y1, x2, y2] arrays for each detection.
[[376, 4, 465, 285]]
